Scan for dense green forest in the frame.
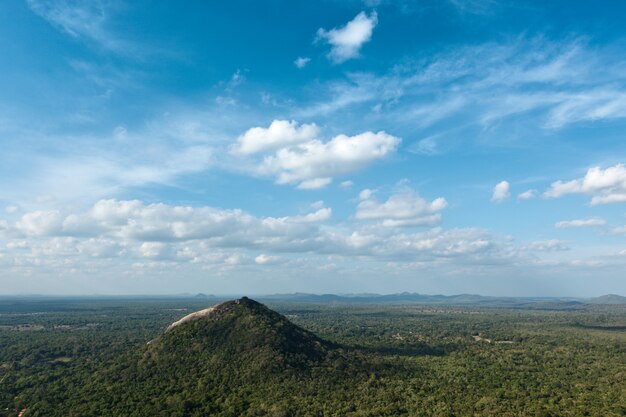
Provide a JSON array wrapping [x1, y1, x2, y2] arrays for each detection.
[[0, 297, 624, 416]]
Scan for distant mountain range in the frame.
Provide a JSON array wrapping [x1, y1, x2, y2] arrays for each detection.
[[255, 292, 626, 306], [2, 292, 624, 306]]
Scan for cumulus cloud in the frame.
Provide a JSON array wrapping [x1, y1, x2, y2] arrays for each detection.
[[291, 207, 332, 223], [1, 198, 521, 274], [233, 120, 319, 155], [255, 254, 281, 265], [545, 164, 626, 205], [294, 57, 311, 69], [517, 189, 536, 200], [77, 238, 124, 258], [12, 199, 332, 245], [555, 218, 606, 229], [491, 181, 510, 203], [316, 11, 378, 63], [16, 210, 65, 236], [356, 188, 447, 227], [139, 242, 171, 259], [258, 130, 400, 189]]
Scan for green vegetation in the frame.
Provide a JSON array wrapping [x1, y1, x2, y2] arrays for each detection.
[[0, 297, 624, 416]]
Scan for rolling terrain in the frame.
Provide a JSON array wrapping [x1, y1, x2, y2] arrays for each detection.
[[0, 297, 624, 416]]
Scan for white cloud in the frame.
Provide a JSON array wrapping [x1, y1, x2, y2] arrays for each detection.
[[356, 188, 447, 227], [340, 180, 354, 188], [233, 120, 319, 155], [294, 57, 311, 69], [359, 189, 373, 200], [523, 239, 569, 252], [0, 107, 239, 205], [517, 189, 536, 200], [259, 131, 400, 189], [545, 90, 626, 129], [316, 11, 378, 63], [11, 199, 332, 245], [26, 0, 135, 54], [16, 210, 65, 236], [6, 241, 29, 250], [139, 242, 170, 259], [224, 254, 242, 266], [11, 196, 622, 292], [310, 200, 325, 210], [447, 0, 498, 15], [113, 126, 127, 140], [297, 178, 333, 189], [491, 181, 510, 203], [229, 69, 245, 87], [290, 207, 332, 223], [77, 238, 123, 258], [555, 218, 606, 229], [300, 38, 626, 135], [2, 198, 520, 272], [255, 254, 281, 265], [545, 164, 626, 205]]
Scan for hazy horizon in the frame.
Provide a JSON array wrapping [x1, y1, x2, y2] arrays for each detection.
[[0, 290, 623, 299], [2, 0, 626, 296]]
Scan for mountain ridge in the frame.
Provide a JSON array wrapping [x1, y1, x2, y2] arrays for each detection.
[[256, 292, 612, 306]]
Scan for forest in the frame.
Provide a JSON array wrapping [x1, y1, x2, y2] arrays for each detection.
[[0, 296, 624, 417]]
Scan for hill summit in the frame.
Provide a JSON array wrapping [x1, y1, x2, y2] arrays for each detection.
[[149, 297, 330, 371], [587, 294, 626, 304]]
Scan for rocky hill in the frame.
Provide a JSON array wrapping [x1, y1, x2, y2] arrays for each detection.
[[147, 297, 330, 372]]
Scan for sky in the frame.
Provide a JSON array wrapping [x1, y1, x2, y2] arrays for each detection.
[[1, 0, 626, 296]]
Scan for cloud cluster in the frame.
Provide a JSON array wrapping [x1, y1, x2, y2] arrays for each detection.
[[3, 194, 622, 292], [0, 197, 517, 271], [356, 188, 447, 227], [13, 199, 331, 245], [234, 120, 400, 189], [316, 11, 378, 63], [545, 164, 626, 205], [234, 120, 319, 154]]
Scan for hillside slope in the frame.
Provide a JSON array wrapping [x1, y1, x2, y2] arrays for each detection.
[[148, 297, 330, 372]]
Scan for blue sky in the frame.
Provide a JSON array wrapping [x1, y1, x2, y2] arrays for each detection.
[[1, 0, 626, 296]]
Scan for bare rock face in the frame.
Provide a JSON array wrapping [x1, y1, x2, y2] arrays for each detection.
[[165, 304, 223, 332], [164, 298, 249, 332]]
